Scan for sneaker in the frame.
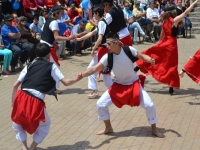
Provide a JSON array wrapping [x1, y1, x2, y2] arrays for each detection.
[[143, 35, 149, 40], [134, 41, 139, 45], [150, 31, 154, 36]]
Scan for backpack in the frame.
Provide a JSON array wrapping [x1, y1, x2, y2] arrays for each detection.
[[102, 46, 138, 74]]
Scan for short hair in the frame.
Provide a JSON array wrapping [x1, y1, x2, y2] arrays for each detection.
[[93, 5, 104, 17], [79, 20, 87, 24], [35, 43, 50, 57], [106, 32, 119, 41], [33, 15, 39, 20]]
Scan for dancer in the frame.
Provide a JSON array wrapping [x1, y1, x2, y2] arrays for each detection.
[[76, 6, 113, 98], [40, 5, 75, 67], [102, 0, 132, 46], [78, 33, 164, 137], [135, 0, 199, 95], [179, 48, 200, 83], [11, 43, 81, 150]]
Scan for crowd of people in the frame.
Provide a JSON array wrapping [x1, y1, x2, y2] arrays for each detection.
[[0, 0, 199, 149]]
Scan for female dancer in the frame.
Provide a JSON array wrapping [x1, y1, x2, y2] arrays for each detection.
[[135, 0, 199, 95], [179, 49, 200, 83]]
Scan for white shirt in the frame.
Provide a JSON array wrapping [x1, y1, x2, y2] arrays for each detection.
[[104, 13, 130, 39], [40, 20, 59, 47], [94, 20, 107, 45], [146, 8, 160, 19], [100, 46, 139, 85], [18, 64, 64, 100]]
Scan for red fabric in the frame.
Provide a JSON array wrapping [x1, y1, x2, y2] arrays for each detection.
[[50, 47, 60, 67], [136, 18, 180, 88], [45, 0, 57, 8], [98, 46, 109, 74], [108, 80, 140, 108], [120, 35, 132, 46], [23, 0, 37, 14], [11, 90, 46, 134], [138, 74, 146, 88], [67, 10, 82, 24], [183, 49, 200, 83], [74, 0, 80, 7]]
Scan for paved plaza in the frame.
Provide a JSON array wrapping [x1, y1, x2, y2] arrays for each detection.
[[1, 35, 200, 150]]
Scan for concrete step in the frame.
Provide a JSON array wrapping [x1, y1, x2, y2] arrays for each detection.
[[191, 27, 200, 34], [195, 2, 200, 7], [188, 17, 200, 22], [192, 22, 200, 27], [188, 12, 200, 17], [193, 7, 200, 11]]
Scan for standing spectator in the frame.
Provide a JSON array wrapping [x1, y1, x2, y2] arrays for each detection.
[[71, 20, 92, 56], [38, 9, 49, 30], [1, 14, 34, 72], [146, 0, 162, 41], [67, 3, 82, 26], [12, 13, 18, 27]]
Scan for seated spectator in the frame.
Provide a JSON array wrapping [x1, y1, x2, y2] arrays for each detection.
[[59, 5, 73, 30], [165, 0, 177, 8], [29, 15, 42, 40], [67, 3, 82, 26], [146, 0, 162, 41], [133, 1, 153, 37], [71, 20, 92, 56], [45, 0, 57, 9], [0, 24, 12, 75], [1, 14, 35, 72], [123, 2, 149, 44], [35, 0, 47, 11], [12, 13, 18, 27], [22, 0, 38, 22]]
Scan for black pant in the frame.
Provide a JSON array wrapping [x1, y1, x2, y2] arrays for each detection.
[[9, 42, 35, 67], [71, 40, 92, 54]]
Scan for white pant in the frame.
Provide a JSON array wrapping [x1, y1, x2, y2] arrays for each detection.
[[96, 86, 158, 125], [12, 109, 51, 144], [56, 41, 66, 57], [87, 54, 113, 90]]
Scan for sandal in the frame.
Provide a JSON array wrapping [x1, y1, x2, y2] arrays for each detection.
[[88, 91, 99, 99]]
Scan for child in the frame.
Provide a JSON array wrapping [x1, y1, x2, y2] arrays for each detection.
[[11, 43, 82, 150], [29, 15, 42, 40]]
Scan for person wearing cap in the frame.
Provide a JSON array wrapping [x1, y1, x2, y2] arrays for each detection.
[[1, 14, 35, 72], [102, 0, 132, 46], [77, 32, 164, 137], [11, 43, 82, 150], [40, 5, 75, 68], [67, 3, 82, 25]]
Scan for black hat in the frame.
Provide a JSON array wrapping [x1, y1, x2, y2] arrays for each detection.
[[4, 14, 13, 21], [102, 0, 113, 4], [52, 5, 64, 13]]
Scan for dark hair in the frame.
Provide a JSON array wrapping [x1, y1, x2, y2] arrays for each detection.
[[93, 5, 104, 18], [79, 20, 87, 24], [163, 5, 177, 20], [106, 32, 119, 40], [35, 43, 50, 57], [33, 15, 39, 20]]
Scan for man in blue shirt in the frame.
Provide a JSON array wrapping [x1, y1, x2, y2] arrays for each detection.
[[1, 14, 35, 72]]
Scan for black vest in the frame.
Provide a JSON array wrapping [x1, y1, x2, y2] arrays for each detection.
[[108, 5, 127, 33], [98, 19, 110, 45], [21, 59, 57, 99], [41, 18, 55, 45]]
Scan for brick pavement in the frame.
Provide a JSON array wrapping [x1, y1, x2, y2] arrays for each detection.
[[0, 35, 200, 150]]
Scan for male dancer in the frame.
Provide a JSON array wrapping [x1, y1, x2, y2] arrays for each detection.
[[40, 5, 75, 67], [76, 6, 113, 98], [78, 33, 164, 137], [11, 43, 82, 150], [102, 0, 132, 46]]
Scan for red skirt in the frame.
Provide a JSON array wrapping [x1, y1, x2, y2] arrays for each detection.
[[108, 80, 140, 108], [11, 90, 46, 134], [136, 36, 180, 88], [98, 46, 109, 74], [183, 49, 200, 83], [120, 35, 132, 46]]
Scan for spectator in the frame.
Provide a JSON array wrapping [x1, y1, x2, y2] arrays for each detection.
[[45, 0, 57, 9], [0, 24, 12, 75], [22, 0, 38, 22], [29, 15, 42, 40], [146, 0, 162, 41], [35, 0, 47, 11], [165, 0, 177, 8], [67, 3, 82, 26], [71, 20, 92, 56], [59, 6, 73, 30], [1, 14, 34, 72], [12, 13, 18, 27], [123, 2, 149, 44], [38, 9, 49, 29]]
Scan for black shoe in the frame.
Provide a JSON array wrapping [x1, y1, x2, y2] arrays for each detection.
[[134, 41, 139, 45], [11, 66, 16, 72]]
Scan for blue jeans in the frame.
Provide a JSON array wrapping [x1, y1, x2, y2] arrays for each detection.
[[128, 22, 145, 42]]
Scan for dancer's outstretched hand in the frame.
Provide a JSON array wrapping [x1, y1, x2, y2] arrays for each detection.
[[76, 72, 83, 81], [150, 58, 155, 65]]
